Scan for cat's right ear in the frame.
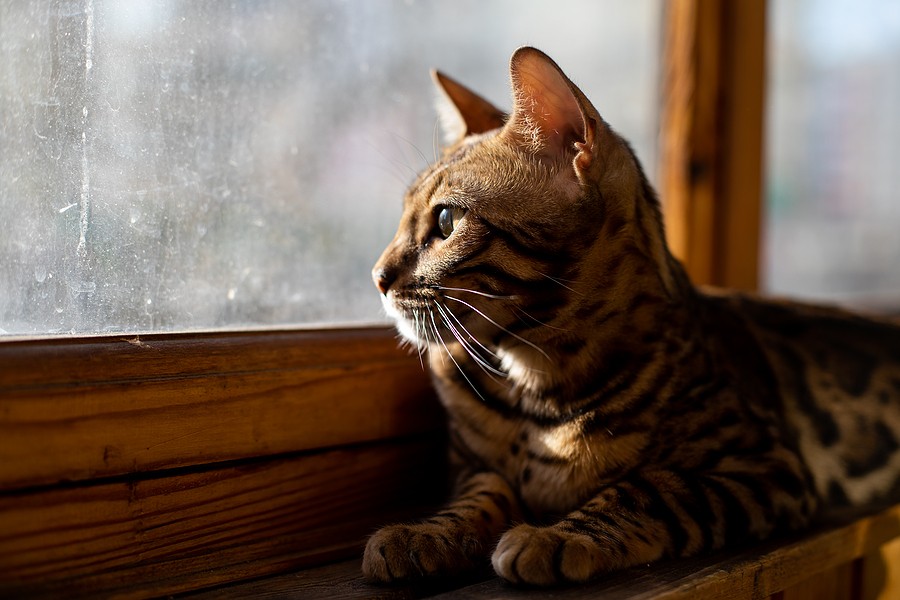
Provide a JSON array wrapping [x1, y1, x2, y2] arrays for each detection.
[[432, 70, 506, 145]]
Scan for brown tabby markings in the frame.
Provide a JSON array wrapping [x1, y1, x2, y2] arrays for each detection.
[[363, 47, 900, 586]]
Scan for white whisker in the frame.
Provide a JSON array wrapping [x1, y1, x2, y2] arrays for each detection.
[[424, 308, 446, 368], [429, 309, 489, 403], [435, 285, 518, 301], [435, 303, 507, 380], [413, 309, 426, 370], [512, 305, 571, 333], [444, 295, 552, 363], [440, 302, 502, 361], [540, 272, 583, 296], [432, 117, 441, 163], [391, 131, 430, 171]]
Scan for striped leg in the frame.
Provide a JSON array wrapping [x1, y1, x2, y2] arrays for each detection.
[[362, 471, 521, 582], [492, 451, 816, 585]]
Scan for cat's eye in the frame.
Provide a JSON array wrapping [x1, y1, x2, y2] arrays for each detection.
[[437, 207, 466, 239]]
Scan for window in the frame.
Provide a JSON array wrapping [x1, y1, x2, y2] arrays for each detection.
[[1, 1, 661, 336], [764, 0, 900, 310], [9, 3, 835, 597]]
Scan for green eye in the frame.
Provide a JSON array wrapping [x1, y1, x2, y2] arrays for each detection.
[[438, 207, 466, 239]]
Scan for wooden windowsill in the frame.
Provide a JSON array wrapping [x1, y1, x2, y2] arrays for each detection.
[[0, 327, 440, 489], [4, 330, 900, 599], [0, 327, 447, 597], [186, 503, 900, 600]]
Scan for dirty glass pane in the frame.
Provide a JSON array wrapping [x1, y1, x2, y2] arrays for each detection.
[[764, 0, 900, 310], [0, 1, 660, 336]]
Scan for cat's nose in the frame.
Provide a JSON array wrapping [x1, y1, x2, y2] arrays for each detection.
[[372, 266, 396, 296]]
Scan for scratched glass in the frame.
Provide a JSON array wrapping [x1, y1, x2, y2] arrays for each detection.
[[765, 0, 900, 310], [0, 1, 660, 336]]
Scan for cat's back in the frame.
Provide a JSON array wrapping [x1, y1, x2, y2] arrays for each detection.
[[712, 291, 900, 402], [703, 290, 900, 507]]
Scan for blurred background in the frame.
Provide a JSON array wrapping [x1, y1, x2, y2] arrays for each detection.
[[765, 0, 900, 310], [0, 0, 898, 336]]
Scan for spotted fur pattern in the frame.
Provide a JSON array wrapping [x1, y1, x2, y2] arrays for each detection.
[[362, 47, 900, 586]]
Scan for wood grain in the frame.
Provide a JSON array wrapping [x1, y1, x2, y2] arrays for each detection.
[[659, 0, 766, 291], [781, 559, 856, 600], [184, 505, 900, 600], [0, 328, 411, 389], [0, 328, 442, 489], [862, 535, 900, 600], [0, 438, 445, 599]]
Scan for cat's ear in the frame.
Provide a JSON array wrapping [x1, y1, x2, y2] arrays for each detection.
[[432, 70, 506, 145], [504, 47, 598, 179]]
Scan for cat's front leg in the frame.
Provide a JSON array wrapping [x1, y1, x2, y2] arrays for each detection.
[[492, 457, 816, 586], [362, 471, 521, 582]]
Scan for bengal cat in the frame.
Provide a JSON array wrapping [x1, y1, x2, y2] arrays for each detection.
[[362, 46, 900, 586]]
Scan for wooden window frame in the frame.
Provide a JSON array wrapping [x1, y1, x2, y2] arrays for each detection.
[[0, 327, 440, 489], [660, 0, 766, 291]]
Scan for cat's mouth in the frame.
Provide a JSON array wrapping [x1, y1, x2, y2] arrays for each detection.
[[382, 287, 467, 347], [380, 289, 437, 347], [382, 285, 510, 354]]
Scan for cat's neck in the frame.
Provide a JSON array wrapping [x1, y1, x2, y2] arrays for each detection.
[[431, 256, 700, 415]]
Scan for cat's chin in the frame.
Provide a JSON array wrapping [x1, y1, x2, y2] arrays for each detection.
[[381, 294, 428, 350], [393, 317, 427, 350]]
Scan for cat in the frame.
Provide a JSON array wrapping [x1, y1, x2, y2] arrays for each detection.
[[362, 46, 900, 586]]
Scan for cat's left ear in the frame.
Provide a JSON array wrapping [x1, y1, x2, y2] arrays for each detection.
[[432, 70, 507, 145], [503, 47, 598, 181]]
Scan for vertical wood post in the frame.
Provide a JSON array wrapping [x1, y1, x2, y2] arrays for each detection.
[[659, 0, 767, 291]]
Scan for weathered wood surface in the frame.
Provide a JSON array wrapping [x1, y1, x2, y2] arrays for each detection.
[[863, 535, 900, 600], [0, 328, 441, 489], [185, 504, 900, 600], [0, 438, 445, 599]]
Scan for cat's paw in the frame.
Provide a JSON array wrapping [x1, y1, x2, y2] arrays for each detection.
[[362, 523, 481, 582], [491, 523, 604, 586]]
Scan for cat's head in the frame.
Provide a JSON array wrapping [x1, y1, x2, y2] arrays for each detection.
[[373, 47, 676, 362]]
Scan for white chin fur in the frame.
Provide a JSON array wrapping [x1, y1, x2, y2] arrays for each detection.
[[381, 294, 426, 349]]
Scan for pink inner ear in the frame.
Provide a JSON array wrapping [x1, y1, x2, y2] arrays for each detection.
[[512, 53, 586, 149]]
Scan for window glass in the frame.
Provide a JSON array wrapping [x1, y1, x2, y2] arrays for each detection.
[[765, 0, 900, 310], [1, 1, 660, 336]]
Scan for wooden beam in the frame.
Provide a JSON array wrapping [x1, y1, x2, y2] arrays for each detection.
[[660, 0, 767, 291], [0, 328, 441, 489], [185, 504, 900, 600], [0, 439, 444, 598]]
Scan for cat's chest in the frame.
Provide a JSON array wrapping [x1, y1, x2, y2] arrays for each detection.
[[431, 355, 646, 515], [509, 422, 600, 516], [439, 386, 604, 515], [462, 417, 596, 515]]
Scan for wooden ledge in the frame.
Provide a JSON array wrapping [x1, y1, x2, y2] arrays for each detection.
[[4, 330, 899, 598], [185, 503, 900, 600]]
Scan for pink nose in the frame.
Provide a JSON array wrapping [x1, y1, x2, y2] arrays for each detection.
[[372, 267, 395, 296]]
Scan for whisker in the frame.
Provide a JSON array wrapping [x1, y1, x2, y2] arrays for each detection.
[[390, 131, 431, 171], [413, 309, 426, 371], [363, 137, 418, 185], [440, 302, 502, 361], [429, 309, 489, 403], [444, 295, 552, 364], [511, 305, 571, 333], [435, 303, 507, 380], [435, 285, 518, 301], [540, 272, 583, 296], [432, 117, 441, 163], [425, 308, 446, 368]]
